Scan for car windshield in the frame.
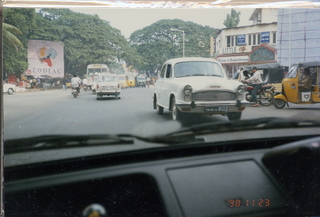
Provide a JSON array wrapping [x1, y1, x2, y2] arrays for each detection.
[[98, 75, 118, 82], [174, 61, 224, 78], [3, 4, 320, 156]]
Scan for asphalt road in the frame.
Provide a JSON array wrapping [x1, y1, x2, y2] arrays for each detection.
[[3, 87, 320, 141]]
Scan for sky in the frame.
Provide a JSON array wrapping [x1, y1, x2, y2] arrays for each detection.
[[71, 8, 255, 39]]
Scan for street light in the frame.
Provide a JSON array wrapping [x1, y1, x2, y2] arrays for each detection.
[[170, 28, 185, 57]]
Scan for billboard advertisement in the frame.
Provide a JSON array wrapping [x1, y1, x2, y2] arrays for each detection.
[[27, 40, 64, 78]]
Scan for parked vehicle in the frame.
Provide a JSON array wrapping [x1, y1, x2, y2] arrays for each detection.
[[96, 74, 121, 100], [3, 83, 16, 95], [274, 61, 320, 109], [153, 57, 249, 121]]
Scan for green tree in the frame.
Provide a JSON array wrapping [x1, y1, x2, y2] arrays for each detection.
[[223, 9, 241, 28], [130, 19, 217, 75], [3, 8, 37, 75], [3, 23, 23, 51]]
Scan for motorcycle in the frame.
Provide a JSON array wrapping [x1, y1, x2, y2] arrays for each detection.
[[244, 83, 276, 106], [72, 86, 79, 98], [83, 84, 87, 92]]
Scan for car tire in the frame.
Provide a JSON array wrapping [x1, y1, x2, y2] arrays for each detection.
[[157, 104, 164, 115], [227, 112, 242, 121], [171, 97, 184, 121], [7, 88, 14, 95], [154, 95, 164, 115], [274, 99, 286, 109]]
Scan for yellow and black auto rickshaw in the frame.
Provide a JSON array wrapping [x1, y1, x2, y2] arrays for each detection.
[[274, 61, 320, 109]]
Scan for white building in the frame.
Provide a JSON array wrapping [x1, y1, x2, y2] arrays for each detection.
[[214, 9, 278, 77], [277, 8, 320, 68]]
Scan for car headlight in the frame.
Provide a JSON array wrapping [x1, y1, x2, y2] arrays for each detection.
[[236, 85, 246, 94], [184, 85, 193, 96]]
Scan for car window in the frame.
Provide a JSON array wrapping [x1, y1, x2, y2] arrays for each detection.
[[165, 64, 172, 78], [160, 65, 166, 78], [174, 61, 224, 78]]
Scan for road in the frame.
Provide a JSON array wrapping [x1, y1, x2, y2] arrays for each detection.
[[4, 87, 320, 141]]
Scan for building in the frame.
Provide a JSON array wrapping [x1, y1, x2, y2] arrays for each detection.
[[214, 8, 278, 77], [277, 8, 320, 68]]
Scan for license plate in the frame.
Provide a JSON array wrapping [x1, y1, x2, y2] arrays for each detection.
[[205, 106, 229, 112]]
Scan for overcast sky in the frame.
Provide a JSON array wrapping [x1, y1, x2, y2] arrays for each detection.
[[71, 8, 255, 38]]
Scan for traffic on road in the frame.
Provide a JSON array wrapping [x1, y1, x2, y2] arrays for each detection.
[[3, 6, 320, 217]]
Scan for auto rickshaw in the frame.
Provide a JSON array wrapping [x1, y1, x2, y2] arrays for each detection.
[[118, 74, 128, 89], [274, 61, 320, 109], [126, 74, 136, 87]]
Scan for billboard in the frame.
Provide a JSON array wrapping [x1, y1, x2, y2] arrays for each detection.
[[27, 40, 64, 78]]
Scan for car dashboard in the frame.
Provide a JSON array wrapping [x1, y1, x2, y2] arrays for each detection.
[[4, 134, 320, 217]]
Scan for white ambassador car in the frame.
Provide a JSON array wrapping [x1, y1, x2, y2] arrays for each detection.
[[3, 83, 17, 95], [153, 57, 249, 121], [96, 74, 121, 100]]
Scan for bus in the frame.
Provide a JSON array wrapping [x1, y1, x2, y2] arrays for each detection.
[[86, 64, 110, 90]]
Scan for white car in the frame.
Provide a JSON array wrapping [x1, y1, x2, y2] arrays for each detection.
[[96, 74, 121, 100], [153, 57, 249, 121], [3, 83, 16, 95]]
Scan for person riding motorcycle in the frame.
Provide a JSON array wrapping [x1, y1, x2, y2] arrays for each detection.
[[242, 66, 263, 107], [71, 74, 81, 93], [82, 78, 88, 91]]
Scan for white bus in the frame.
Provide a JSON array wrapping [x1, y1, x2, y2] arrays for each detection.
[[86, 64, 110, 90]]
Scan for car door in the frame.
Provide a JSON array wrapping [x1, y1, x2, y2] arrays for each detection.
[[163, 64, 173, 108], [156, 64, 167, 107]]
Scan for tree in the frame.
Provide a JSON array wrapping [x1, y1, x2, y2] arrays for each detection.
[[130, 19, 217, 75], [3, 8, 36, 75], [3, 23, 23, 51], [223, 9, 241, 28]]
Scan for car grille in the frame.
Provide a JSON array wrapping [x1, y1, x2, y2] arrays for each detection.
[[192, 91, 236, 101]]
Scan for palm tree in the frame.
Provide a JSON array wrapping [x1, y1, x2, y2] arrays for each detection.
[[3, 23, 23, 51]]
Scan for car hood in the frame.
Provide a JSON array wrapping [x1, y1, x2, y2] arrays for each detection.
[[173, 76, 242, 92]]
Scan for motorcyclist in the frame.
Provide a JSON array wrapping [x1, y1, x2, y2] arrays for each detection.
[[71, 74, 81, 93], [82, 78, 88, 90], [242, 66, 262, 107]]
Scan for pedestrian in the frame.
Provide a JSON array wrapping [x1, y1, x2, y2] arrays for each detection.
[[37, 77, 41, 88], [62, 78, 67, 90]]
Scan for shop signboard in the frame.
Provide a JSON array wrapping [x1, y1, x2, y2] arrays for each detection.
[[237, 34, 246, 45], [261, 32, 270, 43]]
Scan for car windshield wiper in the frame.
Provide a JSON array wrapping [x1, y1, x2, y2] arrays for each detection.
[[4, 134, 136, 154], [145, 117, 320, 144]]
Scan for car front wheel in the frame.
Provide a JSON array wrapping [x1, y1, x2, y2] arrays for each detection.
[[171, 97, 185, 121]]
